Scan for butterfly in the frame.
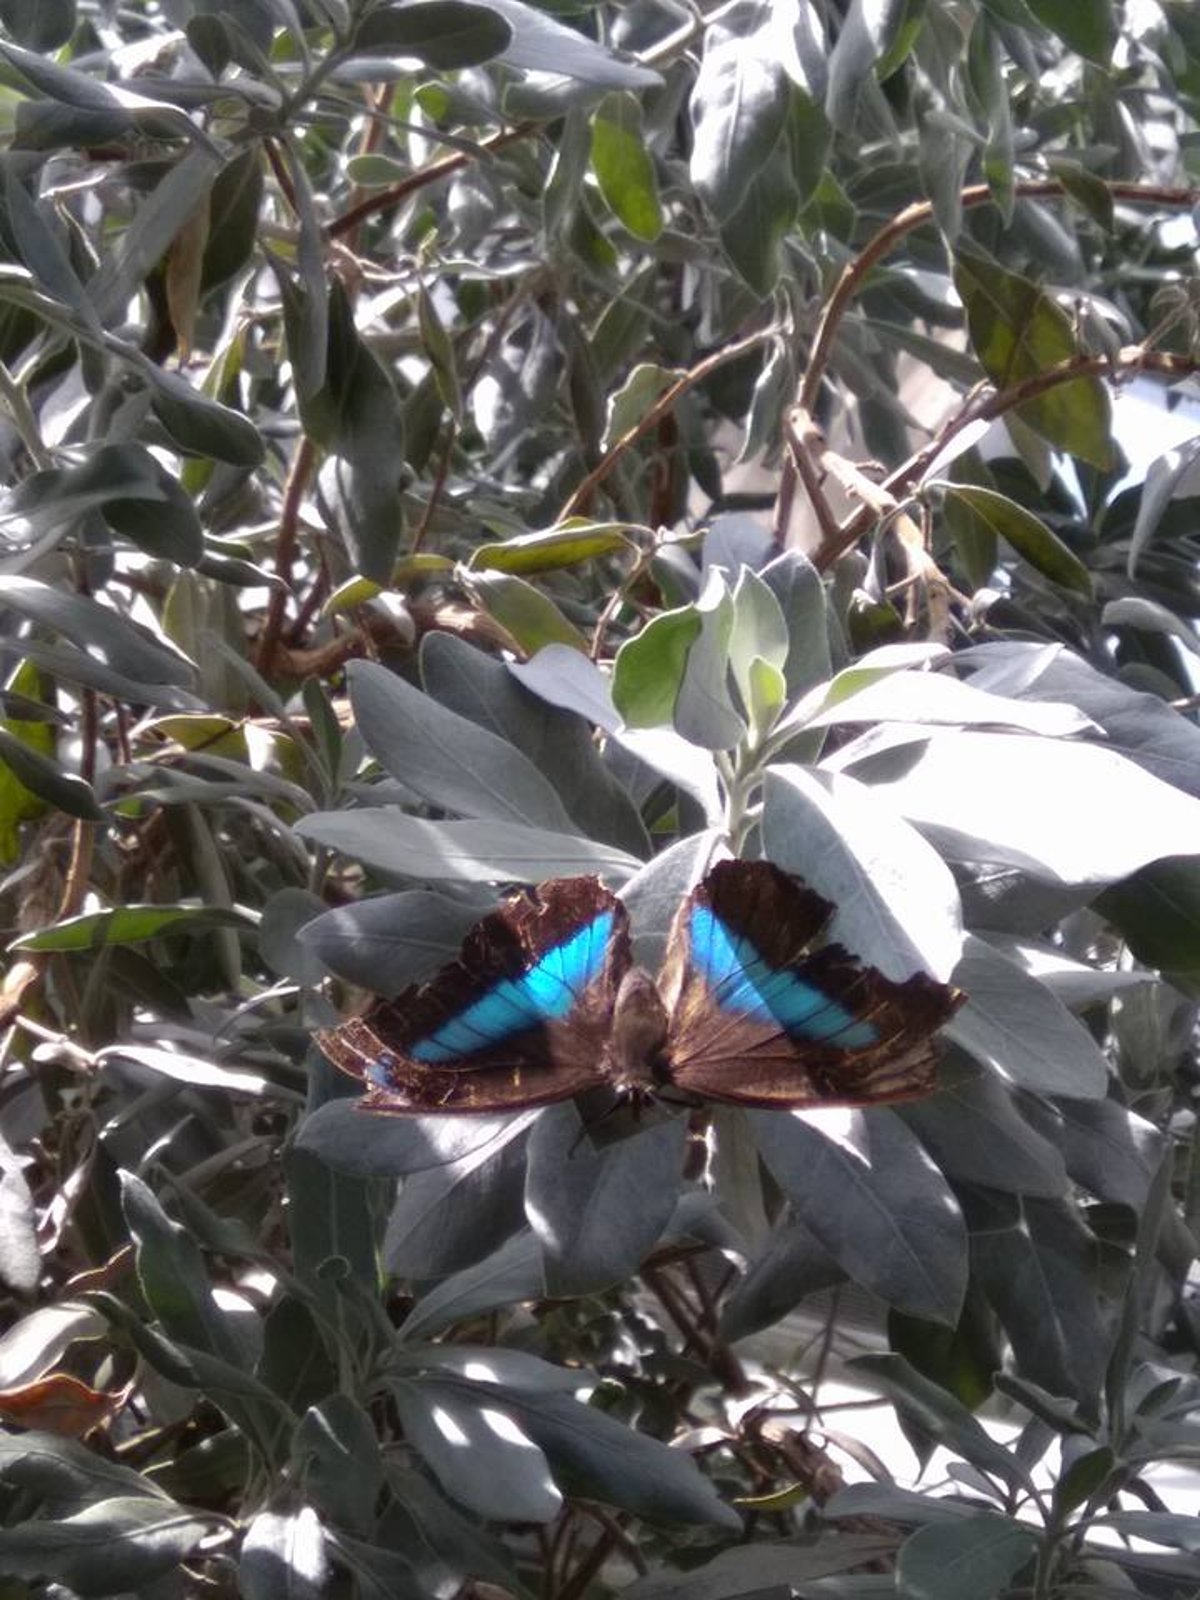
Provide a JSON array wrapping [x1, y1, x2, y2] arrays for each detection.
[[316, 859, 964, 1115]]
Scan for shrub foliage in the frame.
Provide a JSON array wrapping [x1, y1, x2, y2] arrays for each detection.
[[1, 1, 1200, 1596]]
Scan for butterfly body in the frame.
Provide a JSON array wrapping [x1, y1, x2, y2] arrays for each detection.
[[317, 860, 963, 1115]]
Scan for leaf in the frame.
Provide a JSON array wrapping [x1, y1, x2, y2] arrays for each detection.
[[469, 520, 633, 575], [0, 1304, 106, 1390], [120, 1174, 250, 1367], [384, 1123, 530, 1278], [239, 1509, 330, 1600], [0, 1126, 38, 1295], [509, 644, 621, 731], [498, 1386, 743, 1529], [0, 1495, 210, 1595], [297, 1102, 539, 1180], [943, 936, 1109, 1098], [953, 243, 1113, 469], [1125, 434, 1200, 576], [826, 0, 910, 129], [298, 888, 482, 994], [0, 577, 194, 688], [525, 1108, 687, 1294], [612, 603, 702, 728], [0, 726, 103, 822], [690, 1, 790, 224], [11, 903, 250, 952], [718, 146, 799, 297], [486, 0, 661, 88], [1092, 1511, 1200, 1552], [422, 633, 649, 857], [0, 0, 75, 50], [665, 1544, 916, 1600], [763, 764, 963, 981], [590, 93, 662, 241], [306, 281, 406, 582], [399, 1229, 546, 1342], [294, 1396, 386, 1534], [751, 1109, 968, 1325], [296, 810, 642, 883], [392, 1377, 561, 1523], [1026, 0, 1116, 63], [467, 569, 589, 654], [900, 1061, 1068, 1197], [1098, 856, 1200, 993], [0, 1427, 173, 1509], [674, 567, 744, 750], [720, 1219, 843, 1341], [851, 730, 1200, 885], [896, 1515, 1038, 1600], [967, 1192, 1111, 1405], [135, 356, 264, 467], [849, 1353, 1031, 1489], [939, 484, 1091, 597], [351, 1, 512, 67], [802, 667, 1094, 738], [347, 658, 576, 831]]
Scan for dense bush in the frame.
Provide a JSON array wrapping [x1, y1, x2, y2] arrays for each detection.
[[0, 1, 1199, 1596]]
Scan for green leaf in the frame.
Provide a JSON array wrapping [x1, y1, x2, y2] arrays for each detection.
[[498, 548, 619, 628], [417, 282, 460, 418], [0, 660, 53, 864], [690, 2, 791, 224], [939, 484, 1091, 597], [393, 1377, 561, 1523], [953, 243, 1114, 469], [590, 93, 663, 242], [0, 1495, 211, 1596], [467, 570, 590, 654], [135, 357, 264, 467], [347, 658, 577, 831], [603, 363, 684, 451], [304, 281, 406, 583], [719, 151, 799, 297], [674, 568, 744, 750], [498, 1386, 743, 1530], [239, 1509, 331, 1600], [0, 0, 75, 50], [352, 1, 512, 67], [850, 1353, 1033, 1489], [751, 1111, 968, 1325], [525, 1108, 688, 1294], [10, 904, 250, 952], [613, 603, 702, 728], [1046, 155, 1115, 233], [0, 576, 194, 688], [1026, 0, 1116, 63], [0, 726, 103, 822], [1097, 855, 1200, 994], [295, 810, 642, 884], [896, 1515, 1038, 1600]]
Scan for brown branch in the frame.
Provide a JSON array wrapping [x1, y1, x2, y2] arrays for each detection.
[[558, 328, 775, 522], [327, 122, 537, 240], [808, 344, 1200, 570], [257, 435, 318, 676], [776, 176, 1200, 545]]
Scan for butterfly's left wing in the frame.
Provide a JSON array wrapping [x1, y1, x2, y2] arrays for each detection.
[[660, 859, 962, 1108], [317, 877, 630, 1113]]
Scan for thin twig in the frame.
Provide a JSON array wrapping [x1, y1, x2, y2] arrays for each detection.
[[327, 122, 537, 240], [809, 344, 1200, 569], [558, 328, 776, 521], [257, 435, 317, 675], [776, 176, 1200, 545]]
